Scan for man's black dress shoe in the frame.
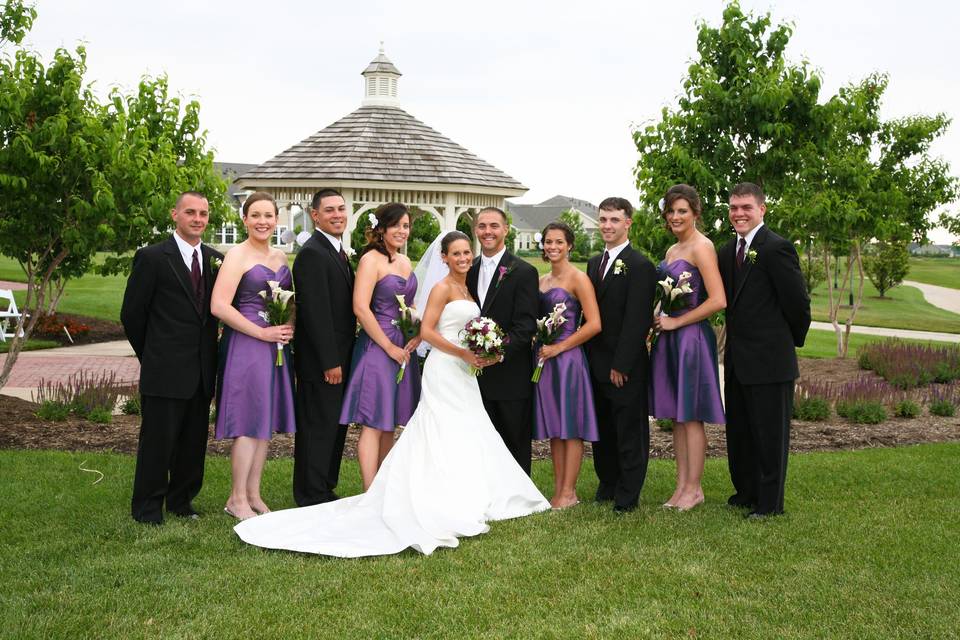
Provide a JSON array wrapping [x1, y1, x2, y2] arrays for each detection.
[[613, 504, 636, 514], [727, 494, 755, 508], [745, 510, 782, 520], [169, 506, 200, 520], [595, 485, 615, 503]]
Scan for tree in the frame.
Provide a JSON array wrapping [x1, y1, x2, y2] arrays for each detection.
[[864, 242, 910, 298], [558, 209, 592, 261], [0, 6, 226, 388], [634, 1, 957, 357], [633, 2, 824, 248]]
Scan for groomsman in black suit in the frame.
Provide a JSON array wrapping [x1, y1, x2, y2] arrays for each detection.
[[586, 197, 656, 512], [292, 189, 357, 506], [466, 207, 538, 474], [121, 191, 223, 524], [718, 182, 810, 518]]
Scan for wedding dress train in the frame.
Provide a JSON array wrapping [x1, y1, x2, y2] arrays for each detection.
[[234, 300, 550, 557]]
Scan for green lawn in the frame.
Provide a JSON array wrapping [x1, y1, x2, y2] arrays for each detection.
[[810, 280, 960, 334], [1, 445, 958, 638], [796, 328, 958, 359], [0, 338, 59, 353], [906, 257, 960, 289]]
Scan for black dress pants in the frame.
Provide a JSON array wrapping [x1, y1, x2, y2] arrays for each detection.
[[131, 384, 210, 523], [592, 380, 650, 509], [293, 379, 348, 506], [724, 372, 793, 514]]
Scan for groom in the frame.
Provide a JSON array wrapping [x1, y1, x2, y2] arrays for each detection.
[[586, 197, 656, 512], [121, 191, 222, 524], [292, 188, 356, 506], [718, 182, 810, 518], [467, 207, 538, 474]]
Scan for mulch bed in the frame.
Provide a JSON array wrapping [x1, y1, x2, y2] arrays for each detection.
[[31, 313, 127, 346], [2, 357, 957, 459]]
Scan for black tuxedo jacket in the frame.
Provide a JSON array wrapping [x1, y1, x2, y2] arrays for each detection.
[[466, 250, 538, 401], [718, 225, 811, 385], [292, 231, 356, 382], [121, 235, 222, 399], [585, 245, 657, 386]]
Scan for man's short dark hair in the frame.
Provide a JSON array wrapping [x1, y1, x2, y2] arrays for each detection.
[[311, 188, 343, 210], [475, 206, 508, 223], [729, 182, 765, 205], [598, 197, 633, 218], [175, 191, 207, 209]]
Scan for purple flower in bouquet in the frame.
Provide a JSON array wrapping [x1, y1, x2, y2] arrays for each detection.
[[460, 316, 507, 376]]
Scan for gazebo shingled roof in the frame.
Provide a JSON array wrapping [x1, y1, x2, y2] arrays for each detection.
[[239, 106, 526, 191]]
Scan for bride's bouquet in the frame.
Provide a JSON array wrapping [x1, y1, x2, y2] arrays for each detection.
[[257, 280, 294, 366], [460, 316, 507, 376], [650, 270, 693, 348], [531, 302, 567, 383], [392, 294, 420, 383]]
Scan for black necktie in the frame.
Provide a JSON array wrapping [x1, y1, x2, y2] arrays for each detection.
[[598, 250, 610, 281], [736, 238, 746, 269], [190, 249, 203, 302], [339, 246, 348, 264]]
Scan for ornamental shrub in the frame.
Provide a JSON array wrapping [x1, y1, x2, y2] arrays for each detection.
[[893, 400, 921, 418]]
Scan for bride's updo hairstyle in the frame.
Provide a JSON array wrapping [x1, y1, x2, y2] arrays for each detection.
[[661, 184, 703, 230], [361, 202, 409, 263], [241, 191, 278, 218], [440, 230, 471, 254]]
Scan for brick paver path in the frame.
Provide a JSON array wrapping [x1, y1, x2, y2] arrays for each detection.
[[5, 353, 139, 388]]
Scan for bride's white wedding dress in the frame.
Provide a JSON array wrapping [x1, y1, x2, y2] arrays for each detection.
[[234, 300, 550, 557]]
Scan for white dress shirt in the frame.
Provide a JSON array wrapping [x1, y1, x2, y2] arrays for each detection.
[[173, 231, 202, 274], [601, 239, 631, 278], [318, 229, 343, 254], [477, 246, 506, 308], [738, 222, 764, 254]]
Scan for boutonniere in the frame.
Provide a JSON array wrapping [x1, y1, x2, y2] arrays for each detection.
[[495, 264, 515, 288], [747, 249, 758, 264], [209, 256, 222, 271], [344, 246, 356, 258], [613, 258, 627, 275]]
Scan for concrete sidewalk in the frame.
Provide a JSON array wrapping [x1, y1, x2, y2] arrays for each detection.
[[809, 321, 960, 343], [904, 280, 960, 315]]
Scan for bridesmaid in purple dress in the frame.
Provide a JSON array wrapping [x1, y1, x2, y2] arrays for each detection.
[[649, 184, 727, 511], [340, 203, 422, 491], [211, 192, 296, 521], [532, 222, 601, 509]]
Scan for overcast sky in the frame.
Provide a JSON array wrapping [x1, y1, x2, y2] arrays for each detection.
[[23, 0, 960, 242]]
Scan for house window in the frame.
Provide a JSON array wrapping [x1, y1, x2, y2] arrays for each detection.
[[219, 224, 236, 245], [273, 226, 289, 247]]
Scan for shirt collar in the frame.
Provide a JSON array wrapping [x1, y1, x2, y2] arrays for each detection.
[[173, 231, 201, 265], [738, 222, 764, 250], [318, 229, 342, 253], [604, 239, 630, 262], [482, 246, 507, 268]]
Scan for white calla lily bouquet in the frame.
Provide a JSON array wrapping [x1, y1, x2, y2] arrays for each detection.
[[531, 302, 567, 383], [650, 270, 694, 347], [258, 280, 295, 366]]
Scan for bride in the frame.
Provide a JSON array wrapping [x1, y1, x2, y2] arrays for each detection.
[[234, 231, 550, 557]]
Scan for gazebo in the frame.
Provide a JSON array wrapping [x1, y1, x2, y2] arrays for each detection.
[[235, 47, 527, 250]]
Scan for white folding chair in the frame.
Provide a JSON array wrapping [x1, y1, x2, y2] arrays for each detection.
[[0, 289, 24, 342]]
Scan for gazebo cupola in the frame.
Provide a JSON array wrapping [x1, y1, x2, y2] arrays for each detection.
[[362, 45, 401, 108]]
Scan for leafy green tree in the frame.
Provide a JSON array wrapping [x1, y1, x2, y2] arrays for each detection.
[[408, 209, 440, 260], [633, 2, 824, 246], [558, 209, 593, 261], [0, 7, 226, 388], [864, 242, 910, 298], [634, 1, 957, 356]]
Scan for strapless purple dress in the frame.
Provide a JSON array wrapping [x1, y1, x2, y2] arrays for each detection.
[[215, 264, 296, 440], [648, 259, 725, 424], [339, 273, 421, 432], [532, 288, 599, 441]]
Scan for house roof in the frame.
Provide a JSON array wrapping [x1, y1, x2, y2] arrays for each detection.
[[507, 195, 598, 232], [214, 162, 258, 199], [238, 106, 526, 191]]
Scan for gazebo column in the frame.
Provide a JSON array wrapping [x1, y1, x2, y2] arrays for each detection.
[[442, 192, 458, 233], [342, 188, 356, 248]]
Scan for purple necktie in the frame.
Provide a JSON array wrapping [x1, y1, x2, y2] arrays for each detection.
[[598, 250, 610, 280], [736, 238, 746, 269], [191, 249, 203, 301]]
